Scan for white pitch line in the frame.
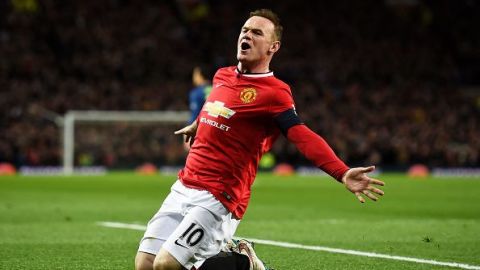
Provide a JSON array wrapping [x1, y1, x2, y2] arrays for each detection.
[[98, 221, 147, 231], [98, 221, 480, 270]]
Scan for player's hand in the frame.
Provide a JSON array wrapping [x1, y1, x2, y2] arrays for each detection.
[[341, 166, 384, 203], [174, 122, 198, 146]]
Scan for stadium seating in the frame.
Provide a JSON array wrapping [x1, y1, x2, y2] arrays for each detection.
[[1, 0, 478, 169]]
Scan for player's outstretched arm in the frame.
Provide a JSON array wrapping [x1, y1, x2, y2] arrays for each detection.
[[341, 166, 385, 203], [286, 124, 385, 203], [174, 121, 198, 146], [286, 124, 350, 181]]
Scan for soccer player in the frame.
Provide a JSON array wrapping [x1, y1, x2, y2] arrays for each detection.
[[135, 9, 385, 270], [188, 66, 212, 124], [183, 66, 212, 151]]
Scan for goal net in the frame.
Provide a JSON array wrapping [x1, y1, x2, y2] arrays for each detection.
[[62, 110, 189, 175]]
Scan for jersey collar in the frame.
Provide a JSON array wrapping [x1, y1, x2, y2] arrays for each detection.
[[235, 68, 274, 78]]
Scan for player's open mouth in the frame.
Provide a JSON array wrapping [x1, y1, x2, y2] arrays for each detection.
[[241, 42, 251, 50]]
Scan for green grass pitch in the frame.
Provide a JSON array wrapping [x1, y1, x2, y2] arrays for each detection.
[[1, 173, 479, 270]]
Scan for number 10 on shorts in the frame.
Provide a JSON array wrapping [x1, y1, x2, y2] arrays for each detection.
[[175, 222, 205, 248]]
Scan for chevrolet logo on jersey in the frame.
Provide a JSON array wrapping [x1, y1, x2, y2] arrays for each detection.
[[203, 101, 236, 119]]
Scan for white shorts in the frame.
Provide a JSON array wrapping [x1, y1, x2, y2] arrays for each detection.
[[138, 180, 240, 270]]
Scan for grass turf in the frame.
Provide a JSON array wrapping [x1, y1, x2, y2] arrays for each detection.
[[0, 173, 479, 270]]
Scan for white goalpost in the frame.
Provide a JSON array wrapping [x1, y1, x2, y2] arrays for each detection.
[[62, 110, 189, 175]]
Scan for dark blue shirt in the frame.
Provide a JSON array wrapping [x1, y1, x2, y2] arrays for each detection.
[[189, 84, 212, 123]]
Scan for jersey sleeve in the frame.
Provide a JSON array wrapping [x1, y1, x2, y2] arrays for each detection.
[[269, 86, 296, 116], [287, 124, 350, 181], [269, 86, 303, 134], [269, 84, 349, 181]]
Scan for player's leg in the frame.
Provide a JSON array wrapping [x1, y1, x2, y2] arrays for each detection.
[[199, 239, 272, 270], [136, 180, 270, 270], [135, 251, 156, 270], [199, 251, 250, 270], [136, 181, 187, 270], [237, 239, 269, 270], [153, 248, 184, 270], [150, 242, 269, 270], [159, 205, 239, 270], [135, 214, 183, 270], [137, 221, 266, 270], [150, 246, 251, 270]]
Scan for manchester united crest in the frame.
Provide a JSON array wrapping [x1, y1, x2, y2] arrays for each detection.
[[240, 88, 257, 103]]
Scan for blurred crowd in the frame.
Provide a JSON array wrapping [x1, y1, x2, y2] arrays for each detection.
[[1, 0, 479, 169]]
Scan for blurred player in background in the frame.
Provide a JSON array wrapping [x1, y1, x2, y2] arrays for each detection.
[[136, 8, 385, 270], [184, 66, 212, 150], [189, 66, 212, 124]]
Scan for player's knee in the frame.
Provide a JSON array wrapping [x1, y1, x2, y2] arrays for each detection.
[[153, 249, 182, 270], [136, 260, 153, 270], [135, 252, 155, 270], [152, 259, 179, 270]]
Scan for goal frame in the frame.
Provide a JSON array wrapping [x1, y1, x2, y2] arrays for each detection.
[[62, 110, 189, 175]]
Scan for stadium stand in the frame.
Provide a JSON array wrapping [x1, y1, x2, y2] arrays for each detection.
[[1, 0, 478, 169]]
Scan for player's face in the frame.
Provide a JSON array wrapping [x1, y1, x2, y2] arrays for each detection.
[[237, 16, 279, 66]]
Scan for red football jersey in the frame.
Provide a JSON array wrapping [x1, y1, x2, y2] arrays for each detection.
[[179, 66, 294, 219]]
